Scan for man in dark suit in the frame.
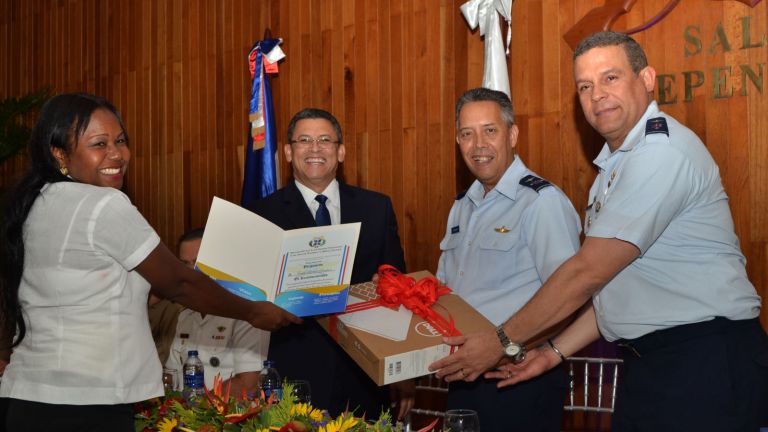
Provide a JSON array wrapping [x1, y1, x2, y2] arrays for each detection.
[[249, 108, 412, 419]]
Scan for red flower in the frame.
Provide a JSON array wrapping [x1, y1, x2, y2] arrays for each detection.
[[278, 420, 310, 432]]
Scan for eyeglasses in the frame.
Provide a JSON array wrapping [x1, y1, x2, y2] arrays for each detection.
[[290, 135, 339, 149]]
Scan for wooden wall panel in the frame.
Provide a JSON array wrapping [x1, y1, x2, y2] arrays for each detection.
[[1, 0, 766, 333], [265, 0, 473, 273], [0, 0, 270, 250]]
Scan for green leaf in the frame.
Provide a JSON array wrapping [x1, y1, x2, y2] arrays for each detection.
[[0, 87, 52, 164]]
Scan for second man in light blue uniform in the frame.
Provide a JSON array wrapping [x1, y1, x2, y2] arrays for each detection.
[[436, 88, 581, 432]]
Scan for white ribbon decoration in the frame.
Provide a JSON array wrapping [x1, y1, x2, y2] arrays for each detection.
[[460, 0, 513, 97], [265, 40, 286, 64]]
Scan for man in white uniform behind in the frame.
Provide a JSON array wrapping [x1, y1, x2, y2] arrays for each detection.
[[165, 229, 268, 395]]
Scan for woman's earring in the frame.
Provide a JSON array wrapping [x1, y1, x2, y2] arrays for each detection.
[[60, 166, 69, 176]]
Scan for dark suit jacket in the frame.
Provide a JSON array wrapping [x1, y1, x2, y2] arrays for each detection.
[[249, 181, 406, 417]]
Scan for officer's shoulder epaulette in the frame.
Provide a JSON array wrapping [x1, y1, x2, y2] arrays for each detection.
[[519, 174, 552, 192], [645, 117, 669, 137], [455, 190, 467, 200]]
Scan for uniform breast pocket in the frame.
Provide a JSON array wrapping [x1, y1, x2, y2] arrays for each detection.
[[477, 230, 518, 253], [475, 231, 525, 287], [439, 231, 464, 252], [206, 331, 230, 354]]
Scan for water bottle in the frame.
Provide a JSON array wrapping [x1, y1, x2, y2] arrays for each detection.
[[260, 360, 283, 401], [183, 350, 205, 397]]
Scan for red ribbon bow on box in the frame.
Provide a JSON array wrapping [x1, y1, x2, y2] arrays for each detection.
[[342, 265, 462, 338]]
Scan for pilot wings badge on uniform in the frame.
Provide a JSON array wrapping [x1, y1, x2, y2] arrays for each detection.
[[494, 226, 510, 233]]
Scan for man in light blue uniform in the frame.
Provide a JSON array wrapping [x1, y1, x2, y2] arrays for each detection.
[[431, 32, 768, 432], [436, 87, 581, 431], [584, 102, 758, 341]]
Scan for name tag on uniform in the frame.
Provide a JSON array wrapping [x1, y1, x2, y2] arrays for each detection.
[[212, 335, 226, 340], [451, 225, 460, 234]]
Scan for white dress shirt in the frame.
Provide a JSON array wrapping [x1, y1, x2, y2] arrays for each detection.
[[295, 179, 341, 225]]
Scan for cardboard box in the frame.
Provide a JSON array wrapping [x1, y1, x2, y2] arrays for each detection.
[[317, 271, 493, 385]]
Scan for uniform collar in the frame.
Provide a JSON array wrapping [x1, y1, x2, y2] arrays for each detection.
[[593, 101, 660, 168], [193, 312, 212, 324], [466, 155, 526, 205]]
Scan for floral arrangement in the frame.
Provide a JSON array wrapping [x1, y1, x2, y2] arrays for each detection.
[[134, 376, 437, 432]]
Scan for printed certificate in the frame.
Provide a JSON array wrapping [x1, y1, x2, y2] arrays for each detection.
[[196, 197, 360, 316]]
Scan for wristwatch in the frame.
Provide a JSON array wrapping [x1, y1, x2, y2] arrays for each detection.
[[496, 325, 526, 363]]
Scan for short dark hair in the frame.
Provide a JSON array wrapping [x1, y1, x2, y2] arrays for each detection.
[[573, 31, 648, 74], [286, 108, 343, 144], [178, 228, 204, 245], [455, 88, 515, 129]]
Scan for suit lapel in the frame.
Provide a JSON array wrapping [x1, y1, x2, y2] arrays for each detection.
[[339, 183, 363, 224], [283, 181, 317, 228]]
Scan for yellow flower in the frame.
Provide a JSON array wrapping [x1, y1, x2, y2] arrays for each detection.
[[157, 417, 178, 432], [319, 415, 359, 432], [290, 402, 324, 421]]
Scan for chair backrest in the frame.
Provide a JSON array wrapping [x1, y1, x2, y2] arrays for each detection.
[[404, 357, 623, 431], [563, 356, 623, 413], [404, 374, 449, 432]]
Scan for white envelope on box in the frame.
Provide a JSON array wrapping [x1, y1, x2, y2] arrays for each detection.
[[338, 297, 413, 341]]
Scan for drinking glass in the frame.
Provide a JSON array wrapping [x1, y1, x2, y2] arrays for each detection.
[[288, 379, 312, 404], [444, 409, 480, 432], [162, 368, 178, 392]]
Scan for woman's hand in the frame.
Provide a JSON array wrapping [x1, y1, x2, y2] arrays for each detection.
[[484, 345, 560, 388], [248, 302, 302, 331]]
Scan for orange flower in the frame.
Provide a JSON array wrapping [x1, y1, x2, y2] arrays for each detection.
[[203, 374, 232, 415]]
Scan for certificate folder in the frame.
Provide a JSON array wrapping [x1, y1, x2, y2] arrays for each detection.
[[196, 197, 361, 317]]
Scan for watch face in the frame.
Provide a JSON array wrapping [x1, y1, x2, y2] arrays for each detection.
[[504, 344, 521, 356]]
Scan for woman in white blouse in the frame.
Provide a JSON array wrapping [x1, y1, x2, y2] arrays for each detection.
[[0, 93, 300, 432]]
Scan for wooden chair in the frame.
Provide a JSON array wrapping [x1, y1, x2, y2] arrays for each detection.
[[404, 374, 448, 432], [561, 356, 622, 432], [405, 357, 623, 431]]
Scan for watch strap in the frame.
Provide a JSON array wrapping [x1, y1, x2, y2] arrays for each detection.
[[495, 325, 511, 348]]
